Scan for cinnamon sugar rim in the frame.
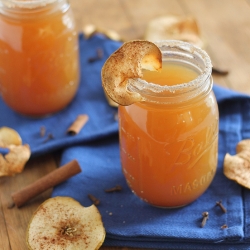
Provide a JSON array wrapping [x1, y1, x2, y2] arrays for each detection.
[[127, 40, 213, 104]]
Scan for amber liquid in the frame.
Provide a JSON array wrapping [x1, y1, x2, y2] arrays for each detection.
[[119, 62, 218, 207], [0, 4, 80, 116], [142, 61, 198, 86]]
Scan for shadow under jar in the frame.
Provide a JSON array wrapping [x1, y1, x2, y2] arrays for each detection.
[[118, 40, 219, 208], [0, 0, 80, 117]]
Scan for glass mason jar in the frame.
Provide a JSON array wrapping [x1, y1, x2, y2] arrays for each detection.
[[118, 40, 219, 208], [0, 0, 80, 117]]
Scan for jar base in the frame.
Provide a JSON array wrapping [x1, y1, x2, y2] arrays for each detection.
[[151, 203, 189, 209]]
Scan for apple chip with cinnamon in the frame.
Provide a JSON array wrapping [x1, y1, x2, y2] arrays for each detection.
[[26, 196, 105, 250], [223, 139, 250, 189], [101, 40, 162, 106], [0, 126, 31, 177]]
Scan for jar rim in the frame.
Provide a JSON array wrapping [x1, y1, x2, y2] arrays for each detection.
[[127, 40, 213, 104], [0, 0, 59, 8]]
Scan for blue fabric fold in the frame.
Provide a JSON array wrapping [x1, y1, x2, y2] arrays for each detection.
[[52, 95, 250, 249], [1, 34, 250, 249]]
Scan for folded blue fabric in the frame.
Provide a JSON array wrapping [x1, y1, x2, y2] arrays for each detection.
[[52, 94, 250, 250], [1, 34, 250, 249]]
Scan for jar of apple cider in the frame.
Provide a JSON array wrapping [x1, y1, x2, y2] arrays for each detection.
[[119, 40, 218, 208], [0, 0, 80, 116]]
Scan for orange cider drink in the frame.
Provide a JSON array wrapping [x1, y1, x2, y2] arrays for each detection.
[[0, 0, 80, 116], [118, 41, 219, 208]]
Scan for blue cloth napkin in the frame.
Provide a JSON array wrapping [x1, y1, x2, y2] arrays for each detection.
[[52, 89, 250, 250], [1, 34, 250, 249]]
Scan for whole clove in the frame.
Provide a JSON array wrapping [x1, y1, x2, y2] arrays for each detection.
[[40, 126, 46, 137], [216, 200, 227, 213], [105, 185, 122, 193], [88, 48, 103, 63], [43, 133, 54, 143], [88, 194, 100, 206], [221, 224, 228, 229], [201, 211, 209, 228]]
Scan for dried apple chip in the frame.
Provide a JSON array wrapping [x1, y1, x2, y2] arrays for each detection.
[[101, 40, 162, 106], [26, 196, 106, 250], [144, 15, 204, 49], [223, 139, 250, 189], [0, 126, 22, 147], [0, 144, 31, 177]]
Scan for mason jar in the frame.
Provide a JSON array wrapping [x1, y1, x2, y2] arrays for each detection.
[[118, 40, 219, 208], [0, 0, 80, 116]]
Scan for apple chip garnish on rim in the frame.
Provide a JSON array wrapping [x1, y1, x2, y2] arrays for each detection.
[[223, 139, 250, 189], [101, 40, 162, 106], [26, 196, 105, 250]]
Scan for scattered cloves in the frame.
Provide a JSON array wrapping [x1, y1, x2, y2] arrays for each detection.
[[88, 194, 100, 206], [221, 224, 228, 229], [201, 211, 209, 228], [88, 48, 104, 63], [216, 200, 227, 213], [40, 126, 46, 137], [43, 133, 54, 143], [97, 48, 103, 58], [105, 185, 122, 193]]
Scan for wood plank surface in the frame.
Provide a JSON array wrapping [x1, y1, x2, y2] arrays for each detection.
[[1, 0, 250, 249], [0, 155, 58, 250]]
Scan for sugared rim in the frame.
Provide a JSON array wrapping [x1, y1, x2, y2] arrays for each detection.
[[0, 0, 58, 8], [127, 40, 213, 103]]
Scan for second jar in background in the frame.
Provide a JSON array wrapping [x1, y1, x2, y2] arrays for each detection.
[[0, 0, 80, 117]]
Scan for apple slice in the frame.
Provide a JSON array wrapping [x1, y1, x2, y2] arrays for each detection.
[[0, 144, 31, 177], [101, 40, 162, 106], [27, 197, 105, 250], [224, 139, 250, 189], [0, 126, 30, 177]]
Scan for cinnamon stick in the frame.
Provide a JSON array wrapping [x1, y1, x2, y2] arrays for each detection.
[[11, 159, 81, 208], [67, 114, 89, 135]]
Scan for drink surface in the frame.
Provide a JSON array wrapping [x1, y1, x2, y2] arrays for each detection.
[[142, 61, 198, 86], [119, 62, 218, 207], [0, 2, 80, 116]]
